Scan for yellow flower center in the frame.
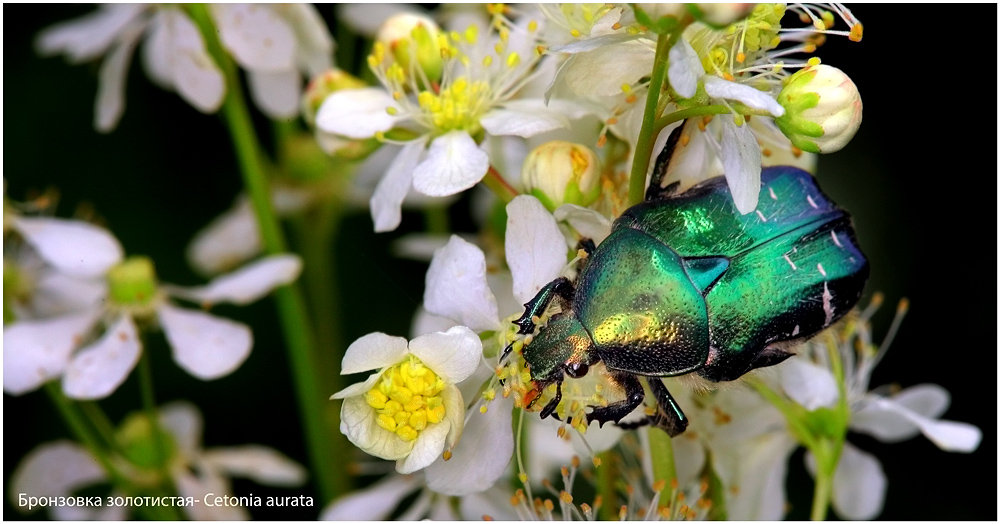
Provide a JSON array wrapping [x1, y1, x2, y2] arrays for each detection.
[[417, 77, 492, 134], [365, 355, 447, 442]]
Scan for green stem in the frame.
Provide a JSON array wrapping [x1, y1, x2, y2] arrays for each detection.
[[647, 427, 677, 487], [79, 401, 120, 451], [290, 203, 353, 495], [482, 166, 518, 204], [46, 384, 172, 520], [138, 350, 167, 472], [596, 450, 618, 520], [627, 33, 675, 206], [187, 3, 341, 503], [809, 439, 839, 521]]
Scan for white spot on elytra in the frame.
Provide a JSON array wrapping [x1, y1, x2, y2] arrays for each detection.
[[831, 230, 843, 247], [769, 187, 778, 200], [792, 325, 800, 336], [755, 210, 767, 222], [849, 256, 856, 263], [817, 263, 827, 277], [783, 254, 797, 270], [806, 195, 819, 209], [822, 282, 834, 326]]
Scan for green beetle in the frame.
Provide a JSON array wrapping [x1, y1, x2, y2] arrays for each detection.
[[510, 130, 869, 436]]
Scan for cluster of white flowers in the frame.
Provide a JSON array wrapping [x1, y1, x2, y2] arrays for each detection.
[[10, 3, 985, 522]]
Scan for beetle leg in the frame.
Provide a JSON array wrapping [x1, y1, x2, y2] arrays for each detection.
[[513, 277, 575, 334], [645, 377, 689, 437], [539, 378, 563, 419], [586, 372, 644, 427], [645, 119, 688, 202]]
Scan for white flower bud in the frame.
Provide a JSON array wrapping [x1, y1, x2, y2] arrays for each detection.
[[376, 13, 444, 86], [690, 3, 756, 27], [775, 64, 862, 154], [521, 141, 601, 211]]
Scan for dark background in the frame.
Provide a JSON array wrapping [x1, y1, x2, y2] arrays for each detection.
[[4, 4, 996, 520]]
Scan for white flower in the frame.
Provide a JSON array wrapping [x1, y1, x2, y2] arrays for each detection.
[[3, 224, 302, 398], [778, 299, 982, 519], [36, 4, 335, 130], [670, 382, 798, 520], [160, 402, 307, 519], [317, 12, 574, 232], [210, 4, 334, 118], [319, 471, 517, 521], [7, 440, 128, 520], [331, 326, 481, 474], [36, 5, 224, 132], [8, 402, 306, 520]]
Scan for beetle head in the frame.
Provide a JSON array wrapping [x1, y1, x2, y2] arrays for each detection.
[[521, 312, 595, 409]]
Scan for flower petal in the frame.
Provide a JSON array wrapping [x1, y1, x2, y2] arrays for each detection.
[[278, 4, 335, 75], [704, 76, 784, 116], [9, 441, 107, 517], [667, 38, 703, 99], [480, 101, 569, 138], [330, 369, 384, 400], [186, 196, 262, 276], [553, 204, 613, 244], [159, 401, 203, 455], [62, 314, 141, 400], [212, 4, 296, 71], [247, 70, 301, 118], [561, 39, 655, 96], [202, 445, 307, 486], [505, 196, 567, 304], [720, 116, 762, 214], [94, 22, 142, 132], [168, 254, 302, 306], [157, 304, 252, 380], [340, 394, 413, 461], [35, 4, 145, 62], [411, 131, 489, 197], [141, 10, 172, 88], [780, 357, 839, 410], [14, 217, 123, 278], [855, 394, 982, 452], [173, 465, 249, 520], [317, 87, 403, 139], [828, 443, 886, 520], [425, 396, 514, 496], [3, 309, 101, 395], [319, 474, 421, 521], [424, 235, 501, 332], [397, 404, 453, 474], [718, 432, 797, 520], [341, 332, 409, 375], [408, 326, 483, 385], [370, 138, 424, 232], [32, 271, 107, 317], [165, 9, 225, 113]]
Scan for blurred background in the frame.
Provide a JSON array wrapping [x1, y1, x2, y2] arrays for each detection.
[[4, 4, 995, 520]]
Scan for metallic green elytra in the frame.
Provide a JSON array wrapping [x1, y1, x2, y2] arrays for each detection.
[[510, 147, 868, 436]]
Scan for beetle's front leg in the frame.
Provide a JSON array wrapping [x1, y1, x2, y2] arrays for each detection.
[[646, 377, 689, 437], [539, 378, 563, 420], [645, 119, 687, 202], [513, 277, 575, 334], [586, 372, 644, 427]]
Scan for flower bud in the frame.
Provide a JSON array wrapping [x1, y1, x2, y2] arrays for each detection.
[[301, 69, 367, 126], [774, 64, 862, 154], [376, 13, 444, 86], [521, 141, 601, 211], [689, 3, 756, 27]]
